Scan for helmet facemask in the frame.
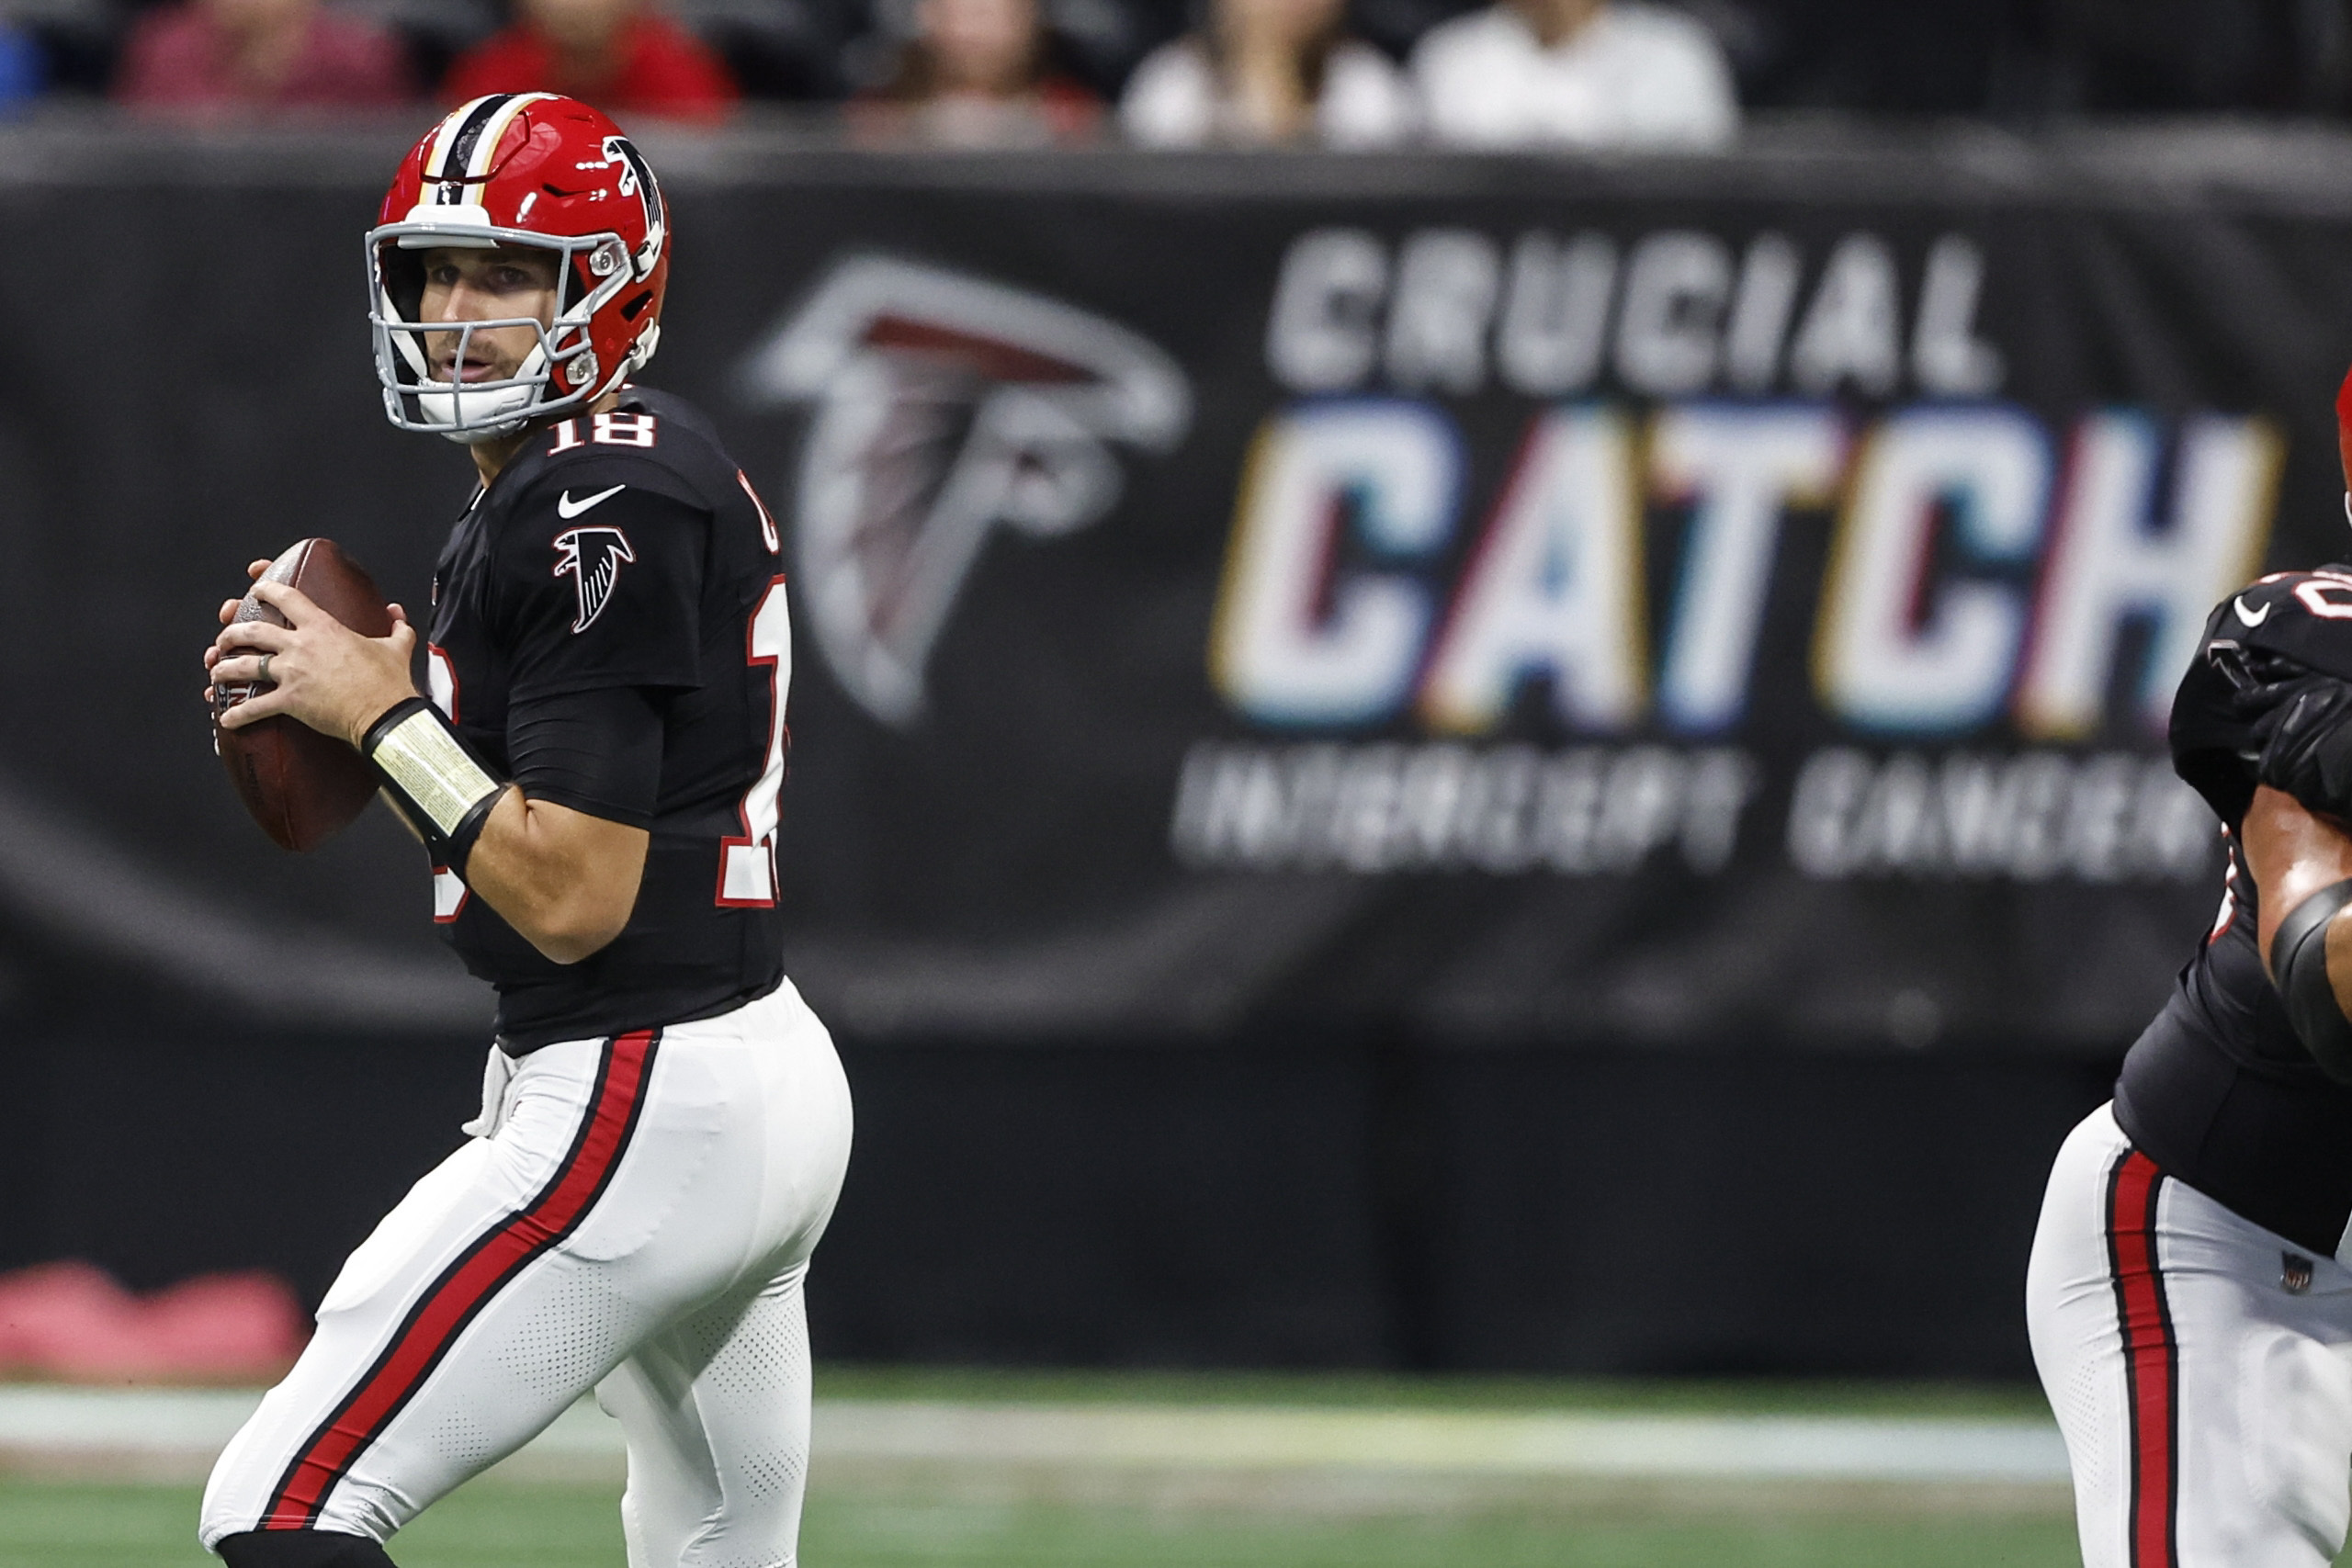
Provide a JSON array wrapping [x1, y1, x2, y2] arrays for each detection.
[[368, 224, 639, 445], [369, 97, 670, 445]]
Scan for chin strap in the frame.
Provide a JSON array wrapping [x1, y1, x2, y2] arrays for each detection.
[[363, 697, 507, 878], [416, 342, 546, 441]]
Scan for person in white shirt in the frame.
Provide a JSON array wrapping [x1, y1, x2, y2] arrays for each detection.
[[1120, 0, 1416, 148], [1408, 0, 1736, 149]]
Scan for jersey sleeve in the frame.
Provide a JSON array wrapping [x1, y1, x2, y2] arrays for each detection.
[[507, 685, 666, 828], [2170, 596, 2257, 828], [2173, 567, 2352, 828], [493, 471, 708, 701]]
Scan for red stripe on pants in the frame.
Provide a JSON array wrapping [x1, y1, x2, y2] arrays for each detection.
[[2109, 1149, 2177, 1568], [262, 1031, 657, 1529]]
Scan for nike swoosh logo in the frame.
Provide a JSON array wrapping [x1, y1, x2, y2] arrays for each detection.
[[2236, 594, 2271, 627], [557, 484, 626, 520]]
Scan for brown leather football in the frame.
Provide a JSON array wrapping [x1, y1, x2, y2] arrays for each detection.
[[213, 538, 394, 852]]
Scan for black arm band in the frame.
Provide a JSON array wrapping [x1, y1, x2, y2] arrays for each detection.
[[2273, 877, 2352, 1084], [361, 697, 508, 879]]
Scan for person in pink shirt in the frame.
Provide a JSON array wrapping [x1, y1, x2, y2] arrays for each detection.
[[114, 0, 411, 110]]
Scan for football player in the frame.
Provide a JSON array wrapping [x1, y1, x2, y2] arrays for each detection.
[[2027, 371, 2352, 1568], [196, 94, 853, 1568]]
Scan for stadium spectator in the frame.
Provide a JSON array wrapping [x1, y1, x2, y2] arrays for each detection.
[[1119, 0, 1414, 147], [0, 24, 40, 110], [1408, 0, 1736, 148], [114, 0, 411, 111], [853, 0, 1100, 145], [445, 0, 737, 122]]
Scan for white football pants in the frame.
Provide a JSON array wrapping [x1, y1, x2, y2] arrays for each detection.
[[2028, 1102, 2352, 1568], [200, 979, 854, 1568]]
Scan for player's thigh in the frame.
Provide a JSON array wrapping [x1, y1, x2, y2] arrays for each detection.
[[600, 1261, 817, 1568], [2028, 1109, 2133, 1425], [2029, 1105, 2352, 1567], [2029, 1106, 2140, 1566], [202, 1045, 665, 1546], [2171, 1220, 2352, 1566], [661, 980, 854, 1274], [200, 1137, 550, 1543]]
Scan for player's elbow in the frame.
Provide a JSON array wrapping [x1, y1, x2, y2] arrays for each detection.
[[521, 893, 634, 964], [536, 939, 611, 966], [487, 801, 648, 964], [506, 868, 639, 964], [524, 915, 626, 966]]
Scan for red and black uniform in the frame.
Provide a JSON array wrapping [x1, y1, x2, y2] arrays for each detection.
[[2116, 568, 2352, 1258], [2029, 567, 2352, 1568], [206, 94, 850, 1568], [426, 386, 790, 1051]]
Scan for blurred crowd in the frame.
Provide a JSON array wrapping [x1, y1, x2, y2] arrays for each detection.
[[3, 0, 2351, 143]]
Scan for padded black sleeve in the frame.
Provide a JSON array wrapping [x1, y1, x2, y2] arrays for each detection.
[[2254, 679, 2352, 820], [506, 685, 666, 829], [2272, 878, 2352, 1085]]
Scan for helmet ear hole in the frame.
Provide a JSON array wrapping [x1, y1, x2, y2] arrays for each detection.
[[569, 240, 629, 317]]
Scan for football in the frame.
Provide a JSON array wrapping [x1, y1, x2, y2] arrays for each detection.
[[212, 538, 394, 852]]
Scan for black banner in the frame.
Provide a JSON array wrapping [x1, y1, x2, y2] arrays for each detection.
[[6, 130, 2350, 1053]]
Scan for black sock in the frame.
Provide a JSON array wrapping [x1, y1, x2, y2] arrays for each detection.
[[215, 1529, 399, 1568]]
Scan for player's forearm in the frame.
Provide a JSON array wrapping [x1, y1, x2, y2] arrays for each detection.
[[463, 792, 650, 964], [2245, 786, 2352, 1079], [359, 697, 651, 961]]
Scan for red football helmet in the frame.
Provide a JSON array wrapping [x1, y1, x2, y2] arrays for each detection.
[[2338, 359, 2352, 523], [368, 94, 670, 443]]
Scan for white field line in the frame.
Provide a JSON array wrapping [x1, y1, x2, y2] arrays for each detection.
[[819, 1403, 2072, 1483], [0, 1388, 2069, 1484]]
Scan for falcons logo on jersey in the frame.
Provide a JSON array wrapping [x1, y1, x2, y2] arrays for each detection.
[[739, 255, 1192, 726], [552, 525, 636, 632]]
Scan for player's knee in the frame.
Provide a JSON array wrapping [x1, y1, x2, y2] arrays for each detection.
[[214, 1529, 399, 1568]]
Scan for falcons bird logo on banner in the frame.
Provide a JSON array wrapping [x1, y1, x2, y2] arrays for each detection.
[[738, 255, 1192, 726], [552, 525, 635, 633]]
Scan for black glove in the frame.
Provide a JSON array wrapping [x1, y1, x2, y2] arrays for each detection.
[[2245, 672, 2352, 818]]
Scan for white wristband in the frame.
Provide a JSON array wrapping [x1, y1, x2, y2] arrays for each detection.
[[370, 705, 501, 835]]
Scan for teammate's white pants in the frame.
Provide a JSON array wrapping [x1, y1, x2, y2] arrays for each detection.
[[2028, 1102, 2352, 1568], [200, 979, 854, 1567]]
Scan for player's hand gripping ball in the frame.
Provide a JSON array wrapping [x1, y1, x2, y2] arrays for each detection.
[[209, 539, 394, 852]]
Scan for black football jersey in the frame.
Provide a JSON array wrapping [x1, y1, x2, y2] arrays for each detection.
[[424, 388, 791, 1051], [2116, 567, 2352, 1255]]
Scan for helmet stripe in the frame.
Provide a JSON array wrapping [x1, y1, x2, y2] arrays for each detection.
[[424, 96, 511, 190], [438, 95, 514, 199], [421, 104, 464, 183], [462, 94, 557, 184]]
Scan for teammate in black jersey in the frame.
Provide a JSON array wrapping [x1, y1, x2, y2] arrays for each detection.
[[196, 95, 852, 1568], [2028, 406, 2352, 1562]]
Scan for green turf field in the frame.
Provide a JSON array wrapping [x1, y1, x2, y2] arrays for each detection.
[[0, 1478, 2089, 1568], [0, 1369, 2269, 1567]]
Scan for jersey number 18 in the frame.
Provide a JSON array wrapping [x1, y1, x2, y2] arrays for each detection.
[[718, 578, 790, 907]]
